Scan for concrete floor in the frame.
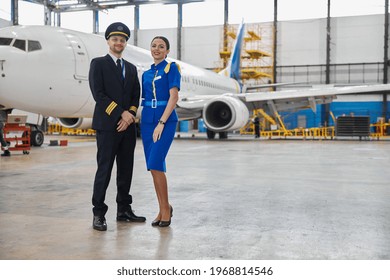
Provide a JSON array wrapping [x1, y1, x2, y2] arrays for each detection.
[[1, 134, 390, 260]]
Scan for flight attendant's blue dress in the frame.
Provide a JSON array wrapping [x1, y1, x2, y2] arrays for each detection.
[[141, 60, 181, 172]]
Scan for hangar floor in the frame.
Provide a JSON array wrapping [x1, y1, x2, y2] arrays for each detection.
[[1, 134, 390, 260]]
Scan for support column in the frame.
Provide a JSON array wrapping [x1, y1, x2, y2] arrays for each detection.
[[11, 0, 18, 25], [223, 0, 229, 68], [134, 5, 140, 46], [325, 0, 331, 84], [383, 0, 389, 119], [322, 0, 331, 126], [93, 10, 99, 34], [177, 3, 183, 60], [55, 12, 61, 27], [43, 0, 51, 26], [273, 0, 278, 85]]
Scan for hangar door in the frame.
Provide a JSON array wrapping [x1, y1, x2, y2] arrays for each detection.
[[64, 33, 89, 80]]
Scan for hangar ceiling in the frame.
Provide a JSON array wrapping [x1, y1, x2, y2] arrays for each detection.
[[20, 0, 206, 13]]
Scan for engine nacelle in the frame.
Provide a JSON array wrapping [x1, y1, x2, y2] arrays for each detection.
[[202, 95, 250, 132], [57, 117, 93, 129]]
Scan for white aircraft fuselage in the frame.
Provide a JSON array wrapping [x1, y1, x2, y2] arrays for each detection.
[[0, 25, 240, 128]]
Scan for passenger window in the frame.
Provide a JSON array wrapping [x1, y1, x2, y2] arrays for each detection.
[[28, 40, 42, 52], [0, 37, 12, 46], [13, 39, 26, 51]]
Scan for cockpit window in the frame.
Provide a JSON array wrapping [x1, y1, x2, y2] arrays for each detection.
[[13, 39, 26, 51], [0, 37, 13, 46], [28, 40, 41, 52], [0, 37, 41, 52]]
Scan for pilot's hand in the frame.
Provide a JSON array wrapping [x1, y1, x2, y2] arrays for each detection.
[[117, 118, 129, 132], [153, 123, 164, 142], [121, 111, 135, 126]]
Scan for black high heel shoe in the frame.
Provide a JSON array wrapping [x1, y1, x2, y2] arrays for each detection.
[[158, 206, 173, 227]]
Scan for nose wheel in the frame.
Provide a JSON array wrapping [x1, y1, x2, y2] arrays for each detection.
[[30, 129, 44, 147]]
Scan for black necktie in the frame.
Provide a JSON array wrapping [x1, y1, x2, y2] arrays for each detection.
[[116, 59, 123, 79]]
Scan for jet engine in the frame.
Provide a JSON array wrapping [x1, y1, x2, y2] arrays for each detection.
[[202, 95, 250, 132], [57, 118, 93, 129]]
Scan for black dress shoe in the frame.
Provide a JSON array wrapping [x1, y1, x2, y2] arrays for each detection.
[[1, 150, 11, 157], [93, 216, 107, 231], [117, 209, 146, 223], [158, 206, 173, 227]]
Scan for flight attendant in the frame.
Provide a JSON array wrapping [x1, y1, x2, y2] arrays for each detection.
[[141, 36, 180, 227], [89, 22, 146, 231]]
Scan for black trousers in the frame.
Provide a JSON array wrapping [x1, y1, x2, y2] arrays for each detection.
[[92, 124, 137, 216]]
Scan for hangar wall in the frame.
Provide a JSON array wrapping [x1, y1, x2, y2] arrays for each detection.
[[182, 26, 222, 69], [1, 13, 386, 83], [278, 14, 384, 65], [136, 25, 222, 69], [330, 15, 384, 63], [278, 19, 327, 65], [134, 13, 386, 83], [137, 28, 179, 60]]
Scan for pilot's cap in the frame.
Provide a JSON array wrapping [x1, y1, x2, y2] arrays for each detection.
[[105, 22, 130, 41]]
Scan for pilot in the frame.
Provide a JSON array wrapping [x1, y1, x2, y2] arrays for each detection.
[[140, 36, 180, 227], [88, 22, 145, 231]]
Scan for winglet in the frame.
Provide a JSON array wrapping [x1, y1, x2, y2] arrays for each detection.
[[218, 21, 245, 82]]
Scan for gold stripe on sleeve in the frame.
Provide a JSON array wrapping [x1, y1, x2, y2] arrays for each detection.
[[129, 106, 138, 113], [106, 101, 117, 115]]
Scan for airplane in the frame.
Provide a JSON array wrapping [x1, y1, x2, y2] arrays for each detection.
[[1, 23, 390, 146]]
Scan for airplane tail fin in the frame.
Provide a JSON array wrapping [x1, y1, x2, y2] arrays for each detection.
[[218, 21, 245, 82]]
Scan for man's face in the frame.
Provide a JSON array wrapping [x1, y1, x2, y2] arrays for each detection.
[[107, 35, 127, 56]]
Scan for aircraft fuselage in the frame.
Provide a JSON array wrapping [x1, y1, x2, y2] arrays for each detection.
[[0, 25, 240, 119]]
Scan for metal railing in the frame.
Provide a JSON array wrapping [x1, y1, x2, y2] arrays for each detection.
[[276, 62, 385, 85]]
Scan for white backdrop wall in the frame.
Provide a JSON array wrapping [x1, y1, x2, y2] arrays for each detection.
[[137, 28, 178, 61], [135, 14, 386, 73], [278, 19, 327, 65], [330, 14, 384, 64], [135, 25, 221, 69], [181, 25, 221, 69]]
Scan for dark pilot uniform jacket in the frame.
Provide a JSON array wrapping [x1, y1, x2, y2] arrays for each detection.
[[89, 54, 140, 130], [89, 54, 140, 216]]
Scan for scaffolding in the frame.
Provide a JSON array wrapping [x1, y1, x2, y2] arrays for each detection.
[[218, 22, 275, 85], [217, 23, 278, 135]]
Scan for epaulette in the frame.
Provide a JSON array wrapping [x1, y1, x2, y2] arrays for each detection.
[[164, 62, 181, 74], [164, 62, 171, 74]]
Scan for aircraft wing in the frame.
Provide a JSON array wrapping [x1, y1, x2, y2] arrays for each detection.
[[175, 83, 390, 133], [177, 94, 217, 110], [179, 83, 390, 111], [238, 83, 390, 112]]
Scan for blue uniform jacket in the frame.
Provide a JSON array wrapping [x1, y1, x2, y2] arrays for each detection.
[[141, 60, 181, 124], [89, 54, 140, 131]]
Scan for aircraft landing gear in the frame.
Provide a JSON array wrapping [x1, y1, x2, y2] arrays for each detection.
[[206, 129, 228, 139], [30, 126, 44, 146], [219, 131, 228, 139], [206, 129, 215, 139]]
